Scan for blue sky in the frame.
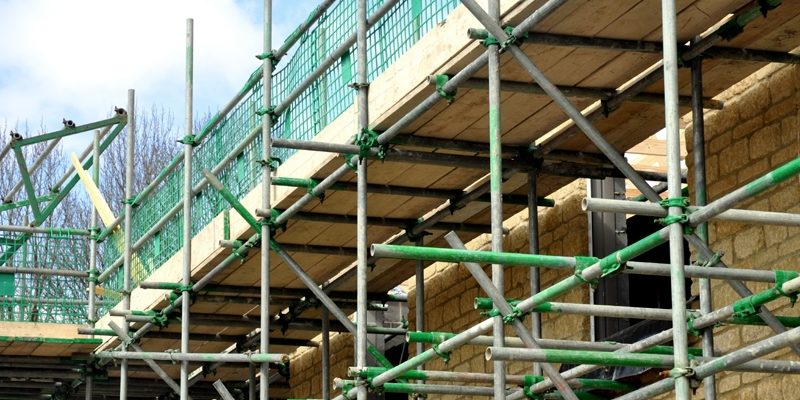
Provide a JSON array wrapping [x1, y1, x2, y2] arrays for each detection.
[[0, 0, 318, 154]]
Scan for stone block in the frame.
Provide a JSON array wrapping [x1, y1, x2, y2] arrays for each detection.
[[709, 107, 739, 136], [738, 86, 771, 121], [742, 372, 761, 384], [718, 374, 741, 393], [778, 234, 800, 258], [780, 115, 798, 145], [737, 158, 769, 185], [709, 174, 738, 200], [749, 124, 780, 160], [765, 96, 796, 124], [713, 327, 741, 353], [769, 66, 797, 103], [733, 116, 763, 141], [706, 154, 719, 182], [733, 227, 765, 260], [755, 376, 783, 400], [765, 226, 788, 247], [709, 130, 733, 154], [769, 186, 799, 212], [771, 146, 796, 169]]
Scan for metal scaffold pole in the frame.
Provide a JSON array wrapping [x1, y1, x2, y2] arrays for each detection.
[[180, 17, 194, 400], [661, 1, 692, 398], [692, 47, 716, 400], [486, 1, 506, 398], [415, 237, 425, 400], [248, 363, 257, 400], [322, 307, 331, 400], [528, 172, 542, 377], [260, 0, 274, 399], [120, 88, 135, 400], [355, 1, 369, 400]]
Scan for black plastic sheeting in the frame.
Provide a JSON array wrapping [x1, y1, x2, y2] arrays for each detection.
[[559, 319, 673, 381]]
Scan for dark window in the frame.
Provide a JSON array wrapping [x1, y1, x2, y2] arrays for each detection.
[[589, 178, 691, 341]]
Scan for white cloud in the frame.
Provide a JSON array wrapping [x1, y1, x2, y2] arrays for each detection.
[[0, 0, 276, 153]]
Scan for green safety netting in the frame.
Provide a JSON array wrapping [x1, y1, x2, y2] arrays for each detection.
[[0, 232, 115, 323]]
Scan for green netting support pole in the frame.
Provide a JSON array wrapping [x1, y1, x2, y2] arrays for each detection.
[[10, 145, 42, 220], [202, 169, 260, 232], [129, 0, 392, 210], [0, 119, 126, 268], [272, 1, 335, 63], [14, 116, 123, 148]]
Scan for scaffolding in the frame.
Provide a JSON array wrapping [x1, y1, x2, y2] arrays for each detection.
[[1, 0, 800, 399]]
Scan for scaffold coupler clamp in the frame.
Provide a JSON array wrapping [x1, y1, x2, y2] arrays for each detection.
[[432, 343, 451, 364], [775, 269, 800, 307], [260, 208, 287, 237], [255, 105, 279, 123], [164, 348, 180, 364], [686, 311, 705, 337], [573, 255, 602, 286], [523, 375, 545, 399], [656, 196, 694, 234], [697, 251, 724, 268], [256, 156, 282, 170], [355, 128, 386, 163], [255, 49, 279, 67], [177, 134, 198, 146], [447, 196, 466, 215], [502, 304, 525, 325], [348, 81, 370, 90], [433, 74, 457, 104], [170, 283, 196, 304], [122, 196, 139, 208], [303, 178, 326, 203], [88, 227, 101, 242], [404, 220, 431, 243], [667, 366, 696, 383], [365, 377, 384, 396]]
